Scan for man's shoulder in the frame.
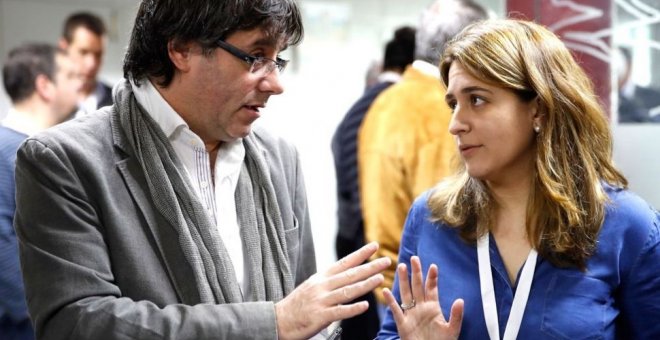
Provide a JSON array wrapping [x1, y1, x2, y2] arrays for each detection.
[[0, 126, 27, 161], [370, 71, 444, 112], [251, 125, 296, 153], [27, 110, 114, 152], [0, 126, 27, 145], [249, 126, 301, 189]]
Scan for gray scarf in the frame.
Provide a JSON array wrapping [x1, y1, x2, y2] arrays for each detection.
[[117, 81, 293, 304]]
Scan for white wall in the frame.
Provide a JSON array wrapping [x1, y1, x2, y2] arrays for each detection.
[[613, 126, 660, 209]]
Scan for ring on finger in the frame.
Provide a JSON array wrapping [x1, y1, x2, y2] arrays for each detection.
[[400, 299, 416, 311]]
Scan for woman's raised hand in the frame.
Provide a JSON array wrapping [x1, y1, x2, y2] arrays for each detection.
[[383, 256, 464, 340]]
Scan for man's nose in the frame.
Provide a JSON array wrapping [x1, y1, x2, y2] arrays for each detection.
[[259, 69, 284, 95]]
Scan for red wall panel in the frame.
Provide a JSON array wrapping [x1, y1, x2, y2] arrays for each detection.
[[507, 0, 612, 116]]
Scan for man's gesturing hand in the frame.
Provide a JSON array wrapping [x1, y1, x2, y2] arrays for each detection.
[[275, 242, 390, 340]]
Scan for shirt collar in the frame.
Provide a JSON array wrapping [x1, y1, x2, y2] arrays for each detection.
[[131, 78, 188, 139], [412, 60, 440, 79], [377, 71, 403, 83], [1, 108, 42, 136]]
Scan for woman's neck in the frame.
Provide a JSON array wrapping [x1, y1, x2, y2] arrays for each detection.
[[488, 177, 534, 285], [488, 176, 532, 236]]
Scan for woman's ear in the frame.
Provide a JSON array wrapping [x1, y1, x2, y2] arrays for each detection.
[[531, 96, 545, 120], [529, 96, 545, 133]]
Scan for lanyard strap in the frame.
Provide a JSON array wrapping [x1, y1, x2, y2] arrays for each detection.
[[477, 233, 538, 340]]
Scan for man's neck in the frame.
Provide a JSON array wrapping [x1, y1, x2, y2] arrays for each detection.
[[81, 80, 98, 98], [12, 99, 57, 131]]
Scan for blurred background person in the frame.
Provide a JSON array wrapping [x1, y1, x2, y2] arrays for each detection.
[[358, 0, 487, 320], [364, 60, 383, 92], [331, 25, 415, 338], [0, 42, 80, 340], [380, 19, 660, 339], [616, 46, 660, 123], [59, 11, 112, 117]]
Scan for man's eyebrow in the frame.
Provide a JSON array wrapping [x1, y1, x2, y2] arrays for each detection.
[[250, 36, 279, 47], [248, 36, 288, 51]]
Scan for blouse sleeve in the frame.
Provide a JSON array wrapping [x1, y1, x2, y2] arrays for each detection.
[[616, 208, 660, 338], [377, 194, 427, 339]]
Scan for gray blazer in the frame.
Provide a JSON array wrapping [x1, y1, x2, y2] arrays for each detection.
[[14, 107, 316, 340]]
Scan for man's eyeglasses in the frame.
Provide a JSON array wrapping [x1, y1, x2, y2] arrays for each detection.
[[215, 40, 288, 77]]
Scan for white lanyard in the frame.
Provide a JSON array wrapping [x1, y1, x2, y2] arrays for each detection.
[[477, 233, 538, 340]]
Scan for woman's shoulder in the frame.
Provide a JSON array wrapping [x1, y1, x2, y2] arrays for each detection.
[[409, 190, 434, 218], [605, 186, 658, 227], [407, 190, 454, 230], [601, 186, 659, 249]]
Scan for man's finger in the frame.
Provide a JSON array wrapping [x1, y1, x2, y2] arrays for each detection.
[[327, 256, 390, 289], [329, 274, 384, 305], [326, 242, 379, 276], [326, 300, 370, 321]]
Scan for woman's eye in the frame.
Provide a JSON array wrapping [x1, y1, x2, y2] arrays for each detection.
[[471, 96, 485, 106]]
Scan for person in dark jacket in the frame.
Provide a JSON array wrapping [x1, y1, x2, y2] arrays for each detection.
[[331, 25, 415, 339]]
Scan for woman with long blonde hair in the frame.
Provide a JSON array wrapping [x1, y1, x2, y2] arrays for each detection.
[[379, 19, 660, 339]]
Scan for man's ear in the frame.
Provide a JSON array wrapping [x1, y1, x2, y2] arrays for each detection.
[[167, 39, 194, 72], [35, 74, 54, 101], [58, 37, 69, 50]]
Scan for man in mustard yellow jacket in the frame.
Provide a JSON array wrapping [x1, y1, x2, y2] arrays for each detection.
[[358, 0, 487, 318]]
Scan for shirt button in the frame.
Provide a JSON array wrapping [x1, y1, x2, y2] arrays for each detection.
[[201, 181, 208, 188]]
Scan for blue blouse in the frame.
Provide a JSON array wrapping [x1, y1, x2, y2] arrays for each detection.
[[378, 186, 660, 339]]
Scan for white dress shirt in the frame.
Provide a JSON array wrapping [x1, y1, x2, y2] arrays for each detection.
[[1, 108, 42, 136], [131, 79, 248, 295]]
